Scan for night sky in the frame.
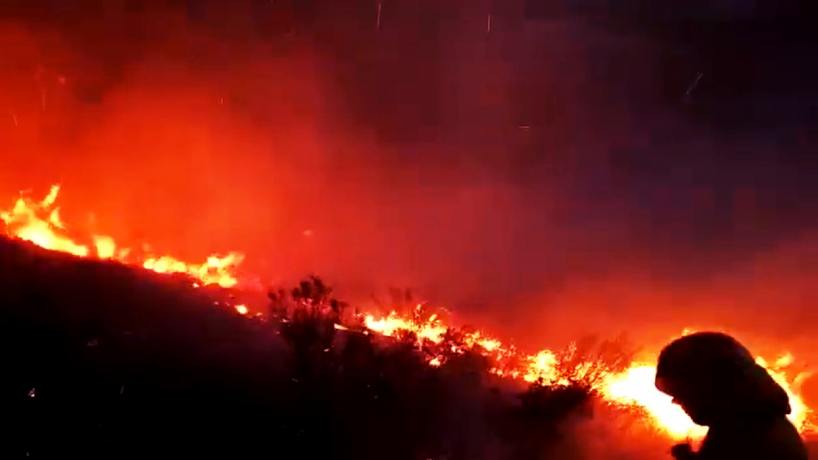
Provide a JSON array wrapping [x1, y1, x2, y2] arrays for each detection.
[[0, 0, 817, 350]]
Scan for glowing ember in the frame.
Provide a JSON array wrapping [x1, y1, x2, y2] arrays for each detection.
[[235, 304, 249, 315], [0, 185, 243, 288]]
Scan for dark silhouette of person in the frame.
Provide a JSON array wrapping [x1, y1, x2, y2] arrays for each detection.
[[655, 332, 807, 460]]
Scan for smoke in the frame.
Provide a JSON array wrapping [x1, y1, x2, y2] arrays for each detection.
[[1, 0, 818, 385], [0, 234, 679, 459]]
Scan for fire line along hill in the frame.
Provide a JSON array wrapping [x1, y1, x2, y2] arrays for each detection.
[[0, 235, 597, 460]]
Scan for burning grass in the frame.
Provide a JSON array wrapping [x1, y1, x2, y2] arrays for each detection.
[[0, 185, 243, 287], [2, 234, 817, 458], [1, 184, 815, 450], [0, 236, 613, 459]]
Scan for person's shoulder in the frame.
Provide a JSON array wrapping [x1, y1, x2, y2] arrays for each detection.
[[765, 418, 808, 460], [700, 418, 807, 460]]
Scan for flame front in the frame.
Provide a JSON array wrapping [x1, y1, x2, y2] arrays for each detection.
[[364, 306, 447, 344], [143, 252, 244, 288], [601, 365, 708, 439], [360, 309, 816, 441], [1, 185, 814, 443], [0, 185, 243, 288], [1, 185, 90, 257]]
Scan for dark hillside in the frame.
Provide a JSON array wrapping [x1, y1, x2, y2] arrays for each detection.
[[0, 236, 591, 459]]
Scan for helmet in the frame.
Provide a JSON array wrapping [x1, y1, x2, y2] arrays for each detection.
[[655, 332, 789, 425], [656, 332, 754, 390]]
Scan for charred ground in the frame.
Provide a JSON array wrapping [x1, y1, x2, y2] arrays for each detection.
[[0, 236, 595, 460]]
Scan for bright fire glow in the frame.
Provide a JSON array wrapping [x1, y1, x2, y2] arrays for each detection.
[[0, 185, 243, 288], [757, 356, 813, 432], [601, 365, 708, 439], [524, 350, 560, 384], [1, 185, 90, 257], [364, 307, 447, 344], [359, 309, 816, 441], [1, 185, 814, 442], [143, 253, 244, 288], [601, 356, 813, 440]]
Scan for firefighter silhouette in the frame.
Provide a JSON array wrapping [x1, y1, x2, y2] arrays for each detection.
[[655, 332, 807, 460]]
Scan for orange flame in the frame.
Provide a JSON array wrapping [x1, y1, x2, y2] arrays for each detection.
[[1, 185, 90, 257], [359, 309, 817, 441], [601, 364, 709, 439], [1, 185, 243, 288], [142, 253, 244, 288], [364, 307, 447, 344], [1, 185, 814, 442], [600, 355, 814, 440]]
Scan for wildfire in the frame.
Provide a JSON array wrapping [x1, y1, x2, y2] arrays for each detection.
[[0, 185, 243, 288], [1, 185, 815, 443], [364, 306, 447, 343], [605, 355, 814, 439], [359, 309, 816, 441], [601, 365, 707, 439]]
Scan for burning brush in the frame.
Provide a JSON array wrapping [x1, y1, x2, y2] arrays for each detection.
[[1, 185, 815, 446], [0, 185, 243, 288]]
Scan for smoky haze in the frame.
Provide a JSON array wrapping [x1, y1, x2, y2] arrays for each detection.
[[1, 0, 817, 362]]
